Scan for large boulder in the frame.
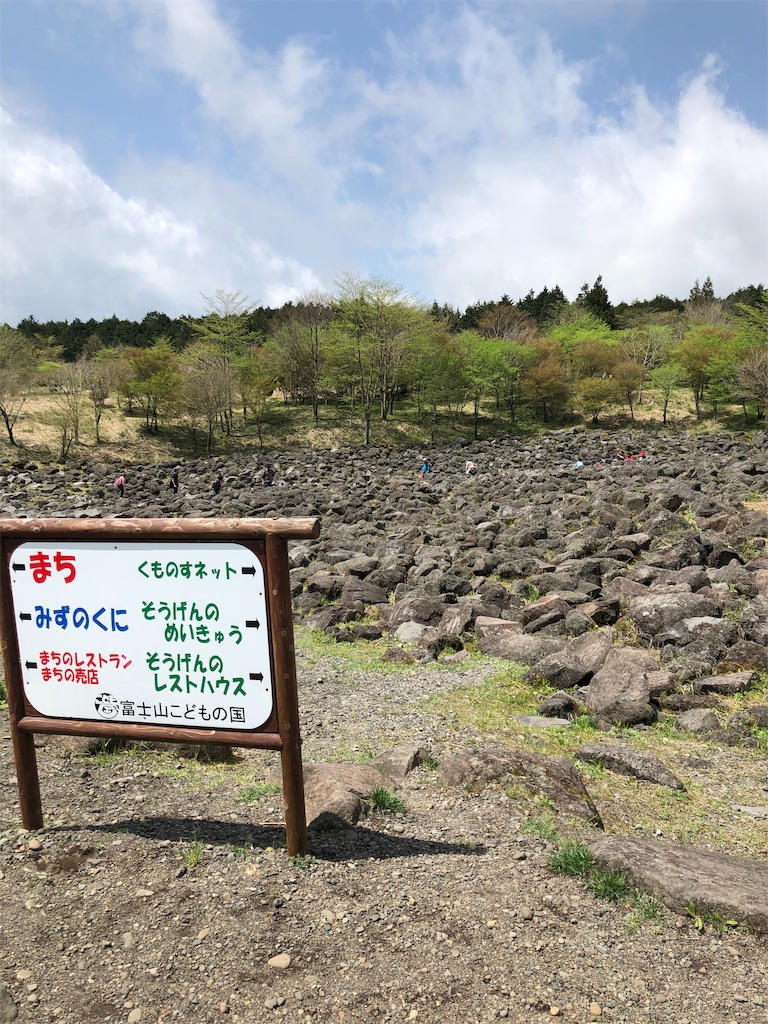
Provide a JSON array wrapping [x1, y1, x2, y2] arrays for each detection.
[[586, 647, 659, 727], [627, 592, 721, 638], [588, 836, 768, 934], [439, 746, 602, 826], [575, 742, 685, 790]]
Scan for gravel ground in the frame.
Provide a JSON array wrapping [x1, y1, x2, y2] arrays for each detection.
[[0, 643, 766, 1024]]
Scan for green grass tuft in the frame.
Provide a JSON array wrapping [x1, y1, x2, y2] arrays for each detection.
[[369, 786, 407, 813]]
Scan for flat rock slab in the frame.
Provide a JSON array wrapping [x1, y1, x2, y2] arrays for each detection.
[[440, 746, 602, 827], [575, 742, 686, 790], [589, 836, 768, 934], [513, 715, 572, 729]]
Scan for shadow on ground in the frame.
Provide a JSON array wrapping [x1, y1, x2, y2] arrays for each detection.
[[47, 815, 487, 862]]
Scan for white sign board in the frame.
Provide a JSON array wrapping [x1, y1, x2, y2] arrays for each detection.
[[9, 541, 273, 731]]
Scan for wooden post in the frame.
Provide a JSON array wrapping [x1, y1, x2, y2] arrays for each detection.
[[0, 539, 43, 829], [266, 533, 308, 857]]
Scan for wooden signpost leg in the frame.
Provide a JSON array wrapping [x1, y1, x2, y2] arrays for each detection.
[[265, 534, 308, 857], [0, 539, 43, 830]]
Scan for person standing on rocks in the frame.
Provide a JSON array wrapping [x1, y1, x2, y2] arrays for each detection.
[[169, 467, 179, 494], [114, 473, 125, 498], [261, 465, 275, 487], [465, 459, 476, 475], [212, 473, 223, 495], [419, 457, 432, 480]]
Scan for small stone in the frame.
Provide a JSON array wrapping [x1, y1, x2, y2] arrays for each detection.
[[27, 839, 42, 852], [122, 933, 135, 950], [15, 972, 32, 982], [550, 1008, 560, 1017], [197, 928, 210, 941], [264, 996, 279, 1010], [136, 889, 154, 898], [268, 953, 291, 970], [127, 1010, 142, 1023], [589, 1002, 602, 1018]]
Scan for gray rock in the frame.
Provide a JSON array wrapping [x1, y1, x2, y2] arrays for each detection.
[[576, 742, 685, 790], [372, 743, 423, 781], [383, 595, 447, 629], [303, 762, 384, 828], [439, 746, 602, 826], [524, 650, 591, 689], [394, 621, 427, 642], [676, 709, 724, 736], [693, 671, 756, 695], [570, 630, 615, 673], [0, 984, 17, 1023], [513, 715, 572, 728], [537, 690, 585, 718], [477, 631, 567, 664], [586, 647, 658, 727], [628, 592, 721, 638], [588, 836, 768, 934]]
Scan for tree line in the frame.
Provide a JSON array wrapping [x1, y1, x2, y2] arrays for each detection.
[[0, 275, 766, 458]]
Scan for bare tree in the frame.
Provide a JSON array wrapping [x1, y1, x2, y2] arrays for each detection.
[[736, 348, 768, 422], [477, 305, 537, 344], [181, 343, 233, 455], [82, 355, 120, 443], [0, 325, 36, 445]]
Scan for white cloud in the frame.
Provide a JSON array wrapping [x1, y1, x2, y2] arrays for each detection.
[[0, 107, 320, 322]]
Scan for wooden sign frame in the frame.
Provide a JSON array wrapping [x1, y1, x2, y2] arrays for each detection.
[[0, 517, 320, 856]]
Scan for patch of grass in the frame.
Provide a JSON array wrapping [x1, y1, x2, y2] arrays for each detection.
[[612, 617, 643, 647], [625, 890, 666, 930], [179, 838, 204, 868], [369, 786, 406, 814], [679, 506, 698, 528], [329, 741, 376, 764], [587, 868, 629, 901], [521, 812, 559, 843], [548, 839, 595, 876], [290, 854, 315, 869], [236, 782, 281, 803]]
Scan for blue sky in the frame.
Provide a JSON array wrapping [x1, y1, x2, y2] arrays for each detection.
[[1, 0, 766, 324]]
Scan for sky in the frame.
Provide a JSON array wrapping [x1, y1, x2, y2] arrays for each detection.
[[1, 0, 767, 326]]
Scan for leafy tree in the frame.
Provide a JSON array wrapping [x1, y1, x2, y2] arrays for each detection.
[[266, 291, 333, 424], [332, 274, 432, 443], [577, 275, 616, 328], [574, 376, 620, 425], [570, 339, 619, 381], [517, 285, 568, 326], [611, 359, 646, 421], [678, 325, 735, 418], [649, 362, 686, 425], [730, 289, 768, 347], [723, 283, 767, 314], [125, 341, 180, 433], [522, 342, 570, 422]]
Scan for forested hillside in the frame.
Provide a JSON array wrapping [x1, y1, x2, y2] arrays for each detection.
[[1, 275, 766, 461]]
